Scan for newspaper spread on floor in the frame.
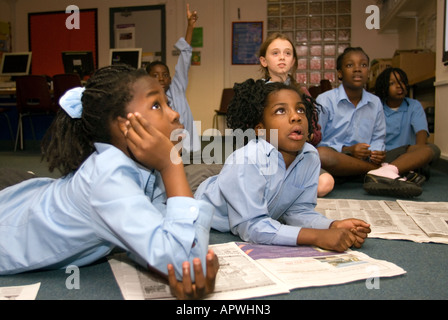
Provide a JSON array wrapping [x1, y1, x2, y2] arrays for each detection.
[[108, 241, 405, 300], [315, 199, 448, 244], [0, 283, 40, 300]]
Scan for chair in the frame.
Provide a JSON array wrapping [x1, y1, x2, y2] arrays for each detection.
[[308, 79, 333, 99], [308, 86, 321, 99], [14, 75, 57, 151], [52, 73, 82, 108], [319, 79, 332, 94], [0, 107, 14, 143], [212, 88, 234, 132]]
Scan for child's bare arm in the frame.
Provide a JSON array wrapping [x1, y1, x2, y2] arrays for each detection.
[[297, 228, 357, 252], [185, 4, 198, 45]]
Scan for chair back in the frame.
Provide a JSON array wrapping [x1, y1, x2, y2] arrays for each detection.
[[308, 86, 321, 99], [15, 75, 55, 113], [320, 79, 332, 93], [53, 73, 82, 107], [217, 88, 234, 114]]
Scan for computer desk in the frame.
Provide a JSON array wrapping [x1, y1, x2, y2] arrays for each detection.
[[0, 87, 16, 96], [0, 229, 446, 300]]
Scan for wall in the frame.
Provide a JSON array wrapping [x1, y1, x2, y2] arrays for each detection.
[[1, 0, 266, 135], [4, 0, 438, 145], [351, 0, 399, 60], [435, 0, 448, 159]]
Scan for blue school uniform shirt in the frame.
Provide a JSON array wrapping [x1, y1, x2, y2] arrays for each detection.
[[0, 143, 213, 279], [316, 84, 386, 152], [195, 139, 333, 246], [383, 98, 429, 151], [167, 37, 201, 153]]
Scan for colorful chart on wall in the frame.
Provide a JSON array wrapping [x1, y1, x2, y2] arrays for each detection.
[[28, 9, 98, 78], [232, 21, 263, 65]]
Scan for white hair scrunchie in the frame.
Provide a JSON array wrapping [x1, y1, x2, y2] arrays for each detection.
[[59, 87, 85, 119]]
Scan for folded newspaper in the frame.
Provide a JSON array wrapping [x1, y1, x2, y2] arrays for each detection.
[[315, 199, 448, 244], [108, 241, 405, 300]]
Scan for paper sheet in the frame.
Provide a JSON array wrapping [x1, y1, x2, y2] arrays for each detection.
[[0, 283, 40, 300]]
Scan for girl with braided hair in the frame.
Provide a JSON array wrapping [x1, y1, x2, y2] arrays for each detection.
[[0, 65, 218, 299], [195, 79, 370, 252]]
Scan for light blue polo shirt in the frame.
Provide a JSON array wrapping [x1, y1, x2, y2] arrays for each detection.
[[383, 98, 429, 151], [317, 84, 386, 152]]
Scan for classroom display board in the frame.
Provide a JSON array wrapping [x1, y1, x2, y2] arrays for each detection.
[[231, 22, 263, 65], [28, 9, 98, 77]]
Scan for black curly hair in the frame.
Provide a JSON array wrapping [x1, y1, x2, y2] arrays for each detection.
[[41, 65, 149, 176], [374, 67, 410, 104], [146, 60, 170, 75], [336, 47, 370, 71], [226, 79, 319, 141]]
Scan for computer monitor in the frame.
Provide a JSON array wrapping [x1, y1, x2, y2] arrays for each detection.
[[109, 48, 142, 69], [61, 51, 95, 80], [0, 52, 32, 77]]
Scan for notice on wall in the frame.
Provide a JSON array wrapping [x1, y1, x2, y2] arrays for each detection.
[[115, 24, 136, 48]]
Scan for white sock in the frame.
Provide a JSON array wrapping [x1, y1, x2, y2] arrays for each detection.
[[367, 163, 405, 180]]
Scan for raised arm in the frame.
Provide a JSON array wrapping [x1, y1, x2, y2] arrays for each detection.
[[185, 4, 198, 45]]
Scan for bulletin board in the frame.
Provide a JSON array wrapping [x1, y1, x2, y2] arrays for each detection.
[[232, 22, 263, 65], [109, 5, 166, 64], [28, 9, 98, 77]]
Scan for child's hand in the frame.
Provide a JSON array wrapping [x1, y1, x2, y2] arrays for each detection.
[[187, 4, 198, 27], [298, 228, 357, 252], [124, 112, 180, 173], [350, 143, 372, 160], [331, 218, 371, 248], [317, 228, 358, 252], [167, 249, 219, 300], [369, 150, 386, 165]]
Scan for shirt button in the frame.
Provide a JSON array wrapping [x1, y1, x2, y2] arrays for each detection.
[[189, 206, 198, 213]]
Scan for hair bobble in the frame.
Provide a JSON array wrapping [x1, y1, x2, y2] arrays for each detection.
[[59, 87, 85, 119]]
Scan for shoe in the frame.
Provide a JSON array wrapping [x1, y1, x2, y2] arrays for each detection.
[[363, 174, 422, 198], [405, 171, 426, 187], [415, 165, 431, 181]]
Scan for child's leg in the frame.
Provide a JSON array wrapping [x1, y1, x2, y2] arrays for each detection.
[[184, 164, 223, 194], [389, 144, 434, 175], [317, 169, 334, 197], [363, 145, 428, 198]]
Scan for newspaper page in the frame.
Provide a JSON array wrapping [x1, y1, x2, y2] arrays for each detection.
[[236, 242, 406, 290], [0, 283, 40, 300], [109, 242, 405, 300], [108, 242, 289, 300], [316, 198, 448, 244], [397, 200, 448, 241]]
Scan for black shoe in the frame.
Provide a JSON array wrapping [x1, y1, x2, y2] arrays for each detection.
[[363, 174, 422, 198], [405, 171, 426, 187], [415, 165, 431, 181]]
